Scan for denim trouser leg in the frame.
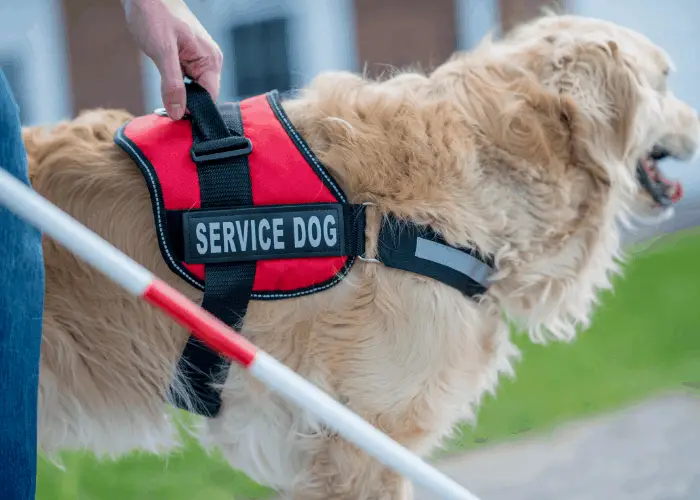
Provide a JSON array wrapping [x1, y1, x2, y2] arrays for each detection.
[[0, 70, 45, 500]]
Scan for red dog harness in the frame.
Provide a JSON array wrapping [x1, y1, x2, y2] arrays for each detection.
[[115, 82, 494, 417]]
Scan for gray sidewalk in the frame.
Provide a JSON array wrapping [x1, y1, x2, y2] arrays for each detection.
[[416, 393, 700, 500]]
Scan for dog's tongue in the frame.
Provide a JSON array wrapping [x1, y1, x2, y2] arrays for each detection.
[[655, 166, 683, 203], [670, 180, 683, 203], [645, 162, 683, 203]]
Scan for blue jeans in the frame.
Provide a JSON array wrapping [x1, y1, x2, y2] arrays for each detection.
[[0, 70, 44, 499]]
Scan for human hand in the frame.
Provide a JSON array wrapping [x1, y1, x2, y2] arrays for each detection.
[[122, 0, 223, 119]]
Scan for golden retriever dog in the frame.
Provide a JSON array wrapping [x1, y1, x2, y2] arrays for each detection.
[[21, 12, 699, 499]]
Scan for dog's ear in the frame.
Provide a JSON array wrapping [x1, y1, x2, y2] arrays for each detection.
[[546, 37, 642, 185], [559, 38, 640, 153]]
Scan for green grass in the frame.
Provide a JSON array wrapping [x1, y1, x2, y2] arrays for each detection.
[[37, 231, 700, 499], [37, 427, 273, 500], [443, 230, 700, 452]]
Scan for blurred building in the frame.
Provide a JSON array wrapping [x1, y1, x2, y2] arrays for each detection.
[[1, 0, 699, 234], [0, 0, 555, 125]]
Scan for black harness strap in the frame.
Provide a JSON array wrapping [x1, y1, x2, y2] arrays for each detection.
[[168, 82, 256, 417], [377, 215, 494, 297]]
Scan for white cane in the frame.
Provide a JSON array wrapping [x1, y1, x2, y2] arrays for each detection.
[[0, 167, 480, 500]]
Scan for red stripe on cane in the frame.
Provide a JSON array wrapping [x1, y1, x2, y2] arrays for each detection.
[[143, 279, 257, 367]]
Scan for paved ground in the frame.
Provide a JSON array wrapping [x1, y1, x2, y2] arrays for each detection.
[[416, 393, 700, 500]]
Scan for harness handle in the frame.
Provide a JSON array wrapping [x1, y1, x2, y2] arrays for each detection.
[[184, 81, 234, 140]]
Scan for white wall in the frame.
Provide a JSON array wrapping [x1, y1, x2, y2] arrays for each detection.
[[0, 0, 71, 125], [142, 0, 357, 111], [455, 0, 499, 50]]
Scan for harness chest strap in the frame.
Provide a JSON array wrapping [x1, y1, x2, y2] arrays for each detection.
[[115, 82, 495, 418], [174, 84, 256, 416]]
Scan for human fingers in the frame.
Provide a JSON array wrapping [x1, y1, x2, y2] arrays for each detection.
[[155, 40, 187, 120], [180, 35, 223, 102]]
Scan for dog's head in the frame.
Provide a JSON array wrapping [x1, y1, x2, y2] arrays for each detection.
[[424, 14, 699, 342], [297, 14, 698, 346], [502, 14, 699, 214]]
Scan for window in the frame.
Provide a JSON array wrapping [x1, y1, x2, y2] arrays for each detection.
[[0, 57, 28, 124], [230, 17, 292, 99]]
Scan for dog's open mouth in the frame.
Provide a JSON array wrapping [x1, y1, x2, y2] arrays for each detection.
[[636, 146, 683, 206]]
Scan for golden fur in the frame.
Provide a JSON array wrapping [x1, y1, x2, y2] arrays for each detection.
[[21, 14, 700, 499]]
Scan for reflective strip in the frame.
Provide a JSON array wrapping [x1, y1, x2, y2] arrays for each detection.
[[415, 237, 493, 286]]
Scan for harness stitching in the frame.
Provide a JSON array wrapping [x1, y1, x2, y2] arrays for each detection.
[[115, 127, 204, 291]]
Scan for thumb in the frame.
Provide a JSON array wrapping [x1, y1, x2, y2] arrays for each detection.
[[156, 48, 186, 120]]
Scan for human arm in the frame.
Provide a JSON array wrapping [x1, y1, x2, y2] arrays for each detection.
[[121, 0, 223, 119]]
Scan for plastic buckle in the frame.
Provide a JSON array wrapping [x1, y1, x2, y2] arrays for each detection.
[[190, 136, 253, 162], [153, 107, 191, 119]]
